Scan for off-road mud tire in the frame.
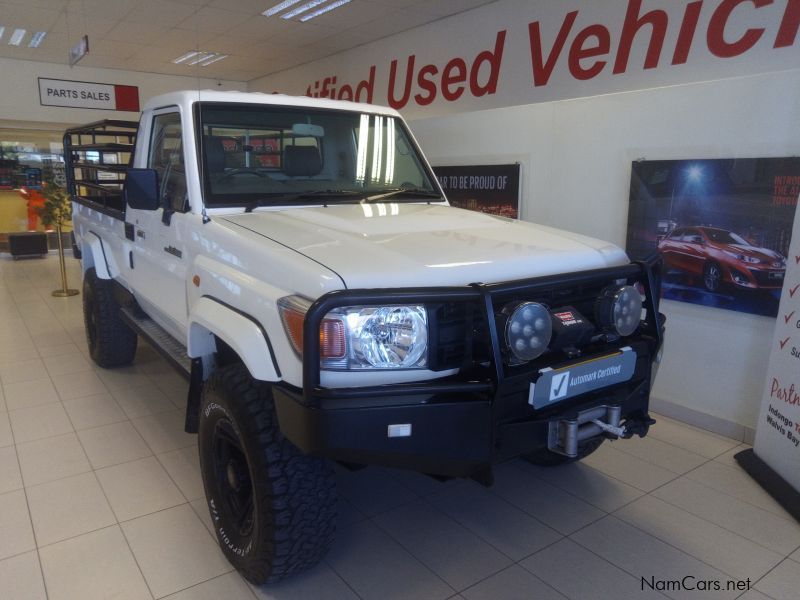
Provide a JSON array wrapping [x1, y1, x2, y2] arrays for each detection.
[[82, 267, 137, 367], [198, 363, 336, 584]]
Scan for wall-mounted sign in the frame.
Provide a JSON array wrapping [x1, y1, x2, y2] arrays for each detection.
[[433, 163, 520, 219], [68, 35, 89, 67], [737, 200, 800, 522], [625, 157, 800, 318], [38, 78, 140, 112]]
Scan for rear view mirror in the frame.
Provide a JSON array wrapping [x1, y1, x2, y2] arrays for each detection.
[[292, 123, 324, 137], [125, 168, 159, 211]]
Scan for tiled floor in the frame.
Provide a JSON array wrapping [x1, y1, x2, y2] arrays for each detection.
[[1, 254, 798, 600]]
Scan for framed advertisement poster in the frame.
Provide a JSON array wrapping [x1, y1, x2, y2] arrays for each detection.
[[432, 164, 520, 219], [626, 158, 800, 317]]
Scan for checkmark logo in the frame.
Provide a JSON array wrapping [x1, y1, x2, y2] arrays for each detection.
[[780, 337, 790, 350], [550, 372, 570, 401], [786, 311, 796, 324], [795, 255, 800, 265], [790, 284, 800, 298]]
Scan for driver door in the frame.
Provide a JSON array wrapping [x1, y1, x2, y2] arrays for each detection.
[[126, 108, 190, 340]]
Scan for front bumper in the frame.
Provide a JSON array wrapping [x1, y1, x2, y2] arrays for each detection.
[[274, 260, 665, 479]]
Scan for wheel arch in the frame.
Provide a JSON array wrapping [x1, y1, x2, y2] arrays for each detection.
[[188, 296, 281, 382], [80, 232, 111, 279]]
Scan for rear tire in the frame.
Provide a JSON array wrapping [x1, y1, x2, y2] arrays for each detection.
[[82, 267, 137, 368], [198, 364, 336, 584], [522, 437, 605, 467]]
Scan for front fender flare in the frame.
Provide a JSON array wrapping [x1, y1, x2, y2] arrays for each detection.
[[80, 232, 111, 279], [187, 297, 281, 382]]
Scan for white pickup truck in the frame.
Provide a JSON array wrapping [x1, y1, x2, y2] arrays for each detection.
[[66, 90, 664, 584]]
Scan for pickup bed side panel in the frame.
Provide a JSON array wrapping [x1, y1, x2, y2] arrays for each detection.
[[73, 204, 129, 283]]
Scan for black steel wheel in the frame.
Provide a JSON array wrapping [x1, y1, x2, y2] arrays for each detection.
[[82, 267, 137, 368], [198, 364, 336, 584]]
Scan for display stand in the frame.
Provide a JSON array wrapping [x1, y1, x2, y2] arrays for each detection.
[[735, 449, 800, 522]]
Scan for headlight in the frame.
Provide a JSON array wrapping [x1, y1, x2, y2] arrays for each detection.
[[278, 296, 428, 370], [595, 285, 643, 337], [722, 250, 761, 264], [502, 301, 552, 362]]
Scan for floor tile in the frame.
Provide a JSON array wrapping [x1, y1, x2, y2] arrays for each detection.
[[685, 462, 791, 519], [0, 551, 47, 600], [489, 463, 605, 535], [327, 520, 454, 600], [0, 444, 23, 494], [337, 495, 368, 527], [157, 445, 204, 502], [737, 590, 776, 600], [27, 472, 116, 547], [382, 466, 455, 496], [122, 504, 231, 598], [572, 516, 741, 600], [97, 367, 157, 395], [755, 558, 800, 600], [3, 378, 60, 411], [336, 466, 419, 517], [132, 409, 195, 454], [36, 343, 83, 359], [9, 403, 73, 443], [62, 392, 127, 430], [97, 456, 185, 521], [0, 358, 47, 385], [42, 352, 92, 377], [0, 386, 5, 413], [519, 458, 644, 512], [713, 444, 749, 468], [32, 330, 75, 350], [17, 432, 91, 487], [652, 477, 800, 555], [0, 412, 12, 447], [582, 443, 681, 491], [791, 547, 800, 562], [461, 564, 566, 600], [167, 572, 256, 600], [373, 499, 512, 590], [615, 495, 783, 581], [428, 479, 563, 561], [77, 421, 152, 469], [648, 417, 739, 459], [521, 538, 660, 600], [190, 497, 215, 537], [112, 382, 176, 419], [39, 525, 151, 600], [0, 489, 36, 560], [250, 562, 359, 600], [51, 369, 108, 400], [612, 435, 709, 474]]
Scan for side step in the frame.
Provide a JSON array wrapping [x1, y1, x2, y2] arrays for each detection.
[[119, 306, 191, 380]]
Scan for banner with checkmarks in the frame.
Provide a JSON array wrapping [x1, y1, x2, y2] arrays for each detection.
[[745, 196, 800, 505]]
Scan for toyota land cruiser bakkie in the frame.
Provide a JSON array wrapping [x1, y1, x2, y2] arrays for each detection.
[[65, 90, 665, 583]]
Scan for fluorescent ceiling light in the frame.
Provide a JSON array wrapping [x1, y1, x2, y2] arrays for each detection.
[[187, 52, 216, 65], [8, 28, 26, 46], [199, 54, 228, 67], [28, 31, 46, 48], [0, 27, 5, 42], [282, 0, 328, 20], [300, 0, 352, 21], [263, 0, 303, 17], [173, 50, 201, 64]]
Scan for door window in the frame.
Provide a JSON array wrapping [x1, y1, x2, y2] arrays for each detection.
[[149, 113, 188, 212]]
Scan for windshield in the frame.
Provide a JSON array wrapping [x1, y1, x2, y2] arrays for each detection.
[[705, 229, 748, 245], [197, 103, 441, 208]]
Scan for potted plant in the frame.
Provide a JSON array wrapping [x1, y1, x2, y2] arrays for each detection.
[[35, 179, 78, 297]]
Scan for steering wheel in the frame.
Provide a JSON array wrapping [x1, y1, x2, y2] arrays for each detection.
[[217, 168, 268, 182]]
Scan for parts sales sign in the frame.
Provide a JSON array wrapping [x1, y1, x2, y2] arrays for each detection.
[[38, 78, 140, 112]]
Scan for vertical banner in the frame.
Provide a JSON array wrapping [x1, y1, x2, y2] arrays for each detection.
[[736, 197, 800, 522]]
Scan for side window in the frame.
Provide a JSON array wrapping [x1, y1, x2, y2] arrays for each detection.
[[149, 112, 188, 212]]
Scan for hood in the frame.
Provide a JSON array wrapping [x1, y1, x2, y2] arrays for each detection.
[[219, 203, 629, 288]]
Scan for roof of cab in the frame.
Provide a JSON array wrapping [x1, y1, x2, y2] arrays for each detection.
[[142, 89, 402, 118]]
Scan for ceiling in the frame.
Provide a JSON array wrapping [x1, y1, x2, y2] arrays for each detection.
[[0, 0, 497, 83]]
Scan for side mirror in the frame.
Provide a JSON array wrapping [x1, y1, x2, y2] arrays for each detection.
[[125, 168, 159, 211]]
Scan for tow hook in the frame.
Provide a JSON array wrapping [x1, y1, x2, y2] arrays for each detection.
[[620, 415, 657, 439]]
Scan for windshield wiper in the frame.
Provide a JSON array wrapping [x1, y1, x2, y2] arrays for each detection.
[[244, 190, 364, 212], [363, 188, 443, 203]]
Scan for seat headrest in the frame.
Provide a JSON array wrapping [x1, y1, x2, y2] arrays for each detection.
[[203, 137, 226, 174], [284, 145, 322, 177]]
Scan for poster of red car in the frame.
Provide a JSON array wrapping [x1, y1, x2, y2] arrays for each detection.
[[626, 158, 800, 317]]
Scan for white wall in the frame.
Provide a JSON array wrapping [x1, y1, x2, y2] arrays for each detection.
[[0, 57, 245, 126], [411, 69, 800, 428]]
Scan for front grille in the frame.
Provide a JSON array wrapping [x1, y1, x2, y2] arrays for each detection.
[[749, 268, 785, 286]]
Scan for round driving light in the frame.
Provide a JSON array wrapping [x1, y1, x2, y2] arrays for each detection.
[[596, 284, 643, 337], [503, 301, 552, 362]]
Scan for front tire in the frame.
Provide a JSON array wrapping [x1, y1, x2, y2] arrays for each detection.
[[198, 364, 336, 584], [703, 262, 723, 293], [82, 267, 137, 367]]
